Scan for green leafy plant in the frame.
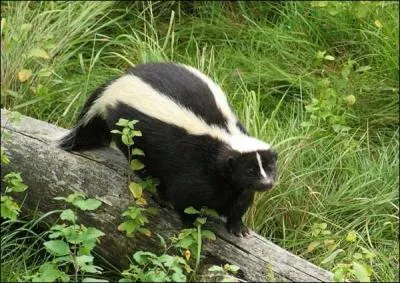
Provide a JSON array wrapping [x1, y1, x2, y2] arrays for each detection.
[[112, 119, 229, 282], [112, 118, 158, 239], [25, 192, 106, 282], [1, 111, 28, 221], [172, 206, 218, 278], [327, 230, 376, 282], [301, 76, 352, 134], [1, 171, 29, 221], [306, 223, 376, 282], [119, 251, 189, 282]]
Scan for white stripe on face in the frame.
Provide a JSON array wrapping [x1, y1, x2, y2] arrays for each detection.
[[256, 152, 267, 178]]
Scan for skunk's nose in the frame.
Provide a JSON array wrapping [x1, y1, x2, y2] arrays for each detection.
[[260, 177, 274, 189]]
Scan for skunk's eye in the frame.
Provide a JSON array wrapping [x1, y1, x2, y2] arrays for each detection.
[[247, 168, 257, 175]]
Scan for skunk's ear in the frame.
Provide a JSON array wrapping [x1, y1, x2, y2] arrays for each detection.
[[217, 147, 237, 173], [270, 148, 278, 160]]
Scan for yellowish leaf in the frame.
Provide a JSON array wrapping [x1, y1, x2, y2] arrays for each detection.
[[28, 48, 50, 59], [18, 69, 32, 82], [140, 228, 152, 237], [129, 182, 142, 199], [136, 196, 148, 207], [307, 241, 320, 252], [346, 230, 357, 242], [374, 20, 383, 28], [183, 250, 191, 261]]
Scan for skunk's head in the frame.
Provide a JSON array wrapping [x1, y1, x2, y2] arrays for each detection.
[[220, 147, 277, 192]]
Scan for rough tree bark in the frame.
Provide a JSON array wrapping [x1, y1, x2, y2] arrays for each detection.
[[1, 109, 333, 282]]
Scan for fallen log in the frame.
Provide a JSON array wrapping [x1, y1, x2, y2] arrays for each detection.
[[1, 108, 333, 282]]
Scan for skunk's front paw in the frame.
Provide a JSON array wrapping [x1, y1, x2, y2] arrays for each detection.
[[227, 221, 251, 238]]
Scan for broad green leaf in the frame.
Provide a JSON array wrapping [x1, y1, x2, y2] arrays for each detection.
[[184, 206, 200, 215], [118, 220, 138, 235], [4, 172, 28, 192], [73, 198, 102, 211], [33, 262, 65, 282], [110, 129, 122, 134], [127, 120, 139, 129], [133, 130, 142, 137], [176, 237, 194, 249], [129, 182, 143, 199], [133, 251, 157, 265], [130, 159, 145, 170], [60, 209, 76, 222], [81, 227, 105, 241], [143, 270, 167, 282], [28, 48, 50, 59], [44, 240, 70, 256], [195, 217, 207, 225], [80, 264, 102, 274], [1, 196, 20, 220], [202, 207, 219, 218], [53, 256, 73, 264], [18, 69, 32, 82], [131, 148, 145, 156], [158, 254, 174, 266], [116, 119, 130, 127], [76, 255, 94, 266], [352, 261, 370, 282], [48, 231, 63, 239], [202, 230, 216, 240], [121, 134, 131, 146], [171, 271, 186, 282], [321, 249, 344, 264]]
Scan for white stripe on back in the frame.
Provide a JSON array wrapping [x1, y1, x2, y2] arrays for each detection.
[[84, 71, 271, 153]]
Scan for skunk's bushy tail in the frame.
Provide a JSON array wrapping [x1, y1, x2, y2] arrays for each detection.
[[59, 85, 111, 151]]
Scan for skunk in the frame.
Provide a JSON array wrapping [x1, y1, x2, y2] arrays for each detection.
[[59, 62, 277, 237]]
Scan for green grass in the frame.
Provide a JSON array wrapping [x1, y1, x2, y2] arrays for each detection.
[[1, 1, 398, 282]]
